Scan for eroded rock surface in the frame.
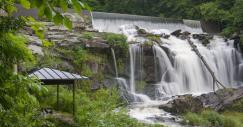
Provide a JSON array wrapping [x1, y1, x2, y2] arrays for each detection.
[[159, 87, 243, 114]]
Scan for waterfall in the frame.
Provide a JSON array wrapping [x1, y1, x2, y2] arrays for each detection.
[[92, 12, 243, 125], [111, 48, 118, 77], [119, 24, 243, 98]]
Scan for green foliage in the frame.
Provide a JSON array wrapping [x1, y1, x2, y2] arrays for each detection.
[[183, 110, 243, 127], [232, 0, 243, 29], [183, 112, 208, 126], [201, 110, 224, 126], [143, 41, 154, 47], [199, 2, 231, 22], [223, 116, 242, 127], [0, 75, 53, 127], [63, 17, 73, 30], [221, 27, 237, 37], [0, 1, 89, 127], [82, 32, 93, 40], [0, 33, 33, 82], [102, 33, 128, 53], [38, 85, 156, 127], [0, 16, 25, 32], [224, 98, 243, 112], [1, 0, 90, 29], [73, 47, 103, 77]]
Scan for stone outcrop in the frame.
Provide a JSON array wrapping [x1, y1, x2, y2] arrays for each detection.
[[159, 87, 243, 114], [170, 29, 214, 46], [24, 12, 107, 51], [192, 34, 213, 46], [159, 95, 203, 114]]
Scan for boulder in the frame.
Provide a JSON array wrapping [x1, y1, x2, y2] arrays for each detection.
[[137, 28, 147, 35], [91, 81, 101, 90], [159, 87, 243, 114], [159, 95, 203, 114], [180, 31, 191, 40], [171, 29, 182, 37], [163, 34, 170, 39], [192, 34, 213, 46]]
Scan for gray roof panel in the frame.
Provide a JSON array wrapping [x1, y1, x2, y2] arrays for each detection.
[[28, 68, 88, 80]]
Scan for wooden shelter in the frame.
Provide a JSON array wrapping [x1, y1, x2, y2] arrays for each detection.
[[29, 68, 88, 115]]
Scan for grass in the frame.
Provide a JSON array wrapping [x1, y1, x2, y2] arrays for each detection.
[[183, 110, 243, 127]]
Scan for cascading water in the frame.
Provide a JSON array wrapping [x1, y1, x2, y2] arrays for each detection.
[[92, 12, 243, 126], [92, 12, 203, 33], [111, 48, 118, 78]]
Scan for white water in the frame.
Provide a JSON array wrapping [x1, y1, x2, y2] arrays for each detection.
[[111, 48, 118, 77], [92, 12, 243, 126], [92, 12, 203, 33], [121, 25, 242, 96]]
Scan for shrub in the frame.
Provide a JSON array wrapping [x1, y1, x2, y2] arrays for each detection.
[[143, 41, 154, 47], [102, 33, 128, 53]]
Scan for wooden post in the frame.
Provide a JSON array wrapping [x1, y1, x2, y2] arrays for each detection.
[[57, 84, 59, 110], [73, 82, 76, 116], [13, 64, 17, 75]]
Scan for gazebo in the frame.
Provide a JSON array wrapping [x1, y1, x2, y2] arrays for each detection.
[[29, 68, 88, 115]]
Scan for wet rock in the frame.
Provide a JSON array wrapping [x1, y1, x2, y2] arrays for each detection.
[[192, 34, 213, 46], [144, 84, 163, 100], [182, 31, 191, 36], [137, 28, 147, 35], [159, 87, 243, 114], [91, 81, 101, 90], [163, 34, 170, 39], [0, 9, 7, 16], [159, 95, 203, 114], [180, 31, 191, 40], [171, 29, 182, 37], [28, 44, 44, 56], [84, 40, 110, 48], [103, 79, 113, 88]]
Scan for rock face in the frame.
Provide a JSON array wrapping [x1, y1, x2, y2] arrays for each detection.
[[159, 95, 203, 114], [170, 29, 214, 46], [171, 29, 182, 37], [192, 34, 213, 46], [159, 87, 243, 114]]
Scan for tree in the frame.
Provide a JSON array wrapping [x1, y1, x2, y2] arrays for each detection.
[[232, 0, 243, 30], [0, 0, 88, 126]]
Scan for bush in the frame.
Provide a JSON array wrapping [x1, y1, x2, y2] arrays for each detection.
[[102, 33, 128, 53], [0, 75, 54, 127]]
